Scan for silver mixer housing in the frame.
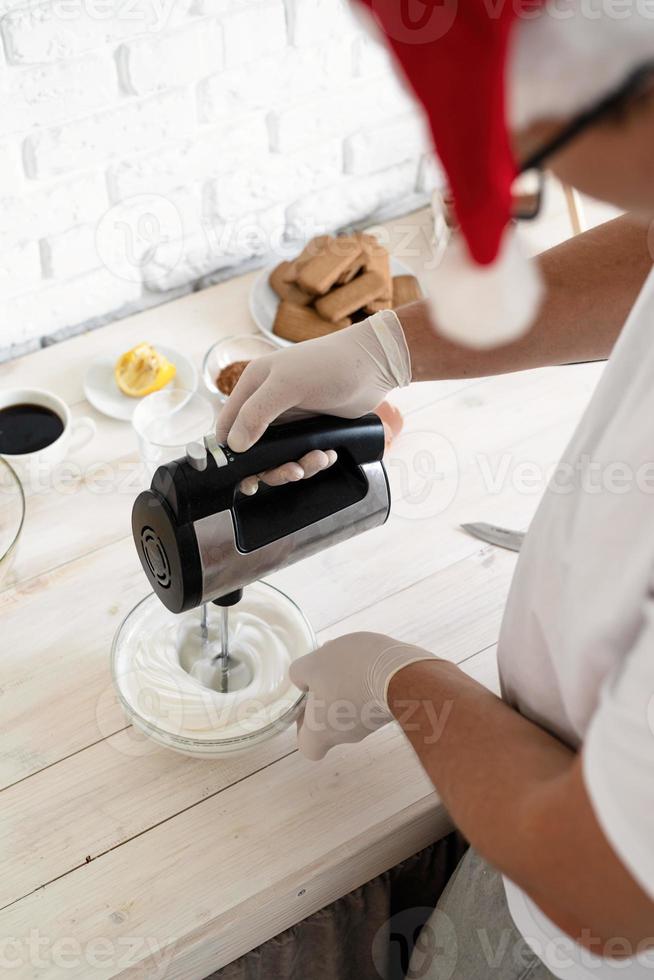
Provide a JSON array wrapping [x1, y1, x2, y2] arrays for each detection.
[[132, 414, 391, 614], [195, 461, 389, 602]]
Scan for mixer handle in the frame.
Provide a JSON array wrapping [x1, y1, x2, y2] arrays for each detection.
[[133, 411, 391, 613], [229, 412, 388, 554], [223, 412, 385, 483], [151, 412, 386, 525]]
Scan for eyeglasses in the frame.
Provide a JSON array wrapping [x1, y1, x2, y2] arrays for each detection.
[[431, 169, 545, 264], [432, 59, 654, 261], [519, 59, 654, 174]]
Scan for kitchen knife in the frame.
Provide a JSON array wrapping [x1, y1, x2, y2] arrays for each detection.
[[460, 522, 525, 553]]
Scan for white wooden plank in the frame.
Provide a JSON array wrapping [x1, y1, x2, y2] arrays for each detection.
[[0, 544, 507, 908], [0, 539, 146, 789], [0, 273, 255, 407], [0, 648, 497, 980], [0, 380, 557, 793], [4, 352, 601, 601], [0, 375, 471, 592], [0, 353, 600, 788], [6, 355, 599, 593], [276, 361, 601, 624], [0, 202, 579, 592], [0, 727, 297, 910], [0, 199, 579, 979]]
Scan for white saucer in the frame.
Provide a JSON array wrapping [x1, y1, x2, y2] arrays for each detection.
[[83, 344, 198, 421], [249, 256, 421, 348]]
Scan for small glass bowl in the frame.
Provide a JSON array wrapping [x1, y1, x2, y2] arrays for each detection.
[[202, 334, 277, 403], [0, 457, 25, 588], [132, 387, 216, 483], [111, 582, 315, 758]]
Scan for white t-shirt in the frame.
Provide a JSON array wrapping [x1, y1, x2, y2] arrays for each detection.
[[498, 269, 654, 977]]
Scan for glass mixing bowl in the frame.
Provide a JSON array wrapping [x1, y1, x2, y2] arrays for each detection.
[[132, 388, 216, 484], [111, 582, 315, 758], [202, 334, 276, 404], [0, 457, 25, 589]]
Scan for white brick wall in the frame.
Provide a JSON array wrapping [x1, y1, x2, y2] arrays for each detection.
[[0, 0, 438, 359]]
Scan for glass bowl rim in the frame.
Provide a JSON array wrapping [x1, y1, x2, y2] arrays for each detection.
[[111, 581, 315, 749], [0, 456, 26, 566], [201, 334, 277, 398], [131, 387, 216, 448]]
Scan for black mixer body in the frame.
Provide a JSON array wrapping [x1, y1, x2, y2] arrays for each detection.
[[132, 414, 391, 614]]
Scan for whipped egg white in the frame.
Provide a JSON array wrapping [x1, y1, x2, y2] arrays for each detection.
[[114, 584, 313, 744]]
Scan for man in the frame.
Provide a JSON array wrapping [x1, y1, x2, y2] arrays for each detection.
[[217, 3, 654, 976]]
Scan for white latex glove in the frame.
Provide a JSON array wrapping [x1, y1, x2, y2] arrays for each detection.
[[288, 632, 435, 761], [215, 310, 411, 493]]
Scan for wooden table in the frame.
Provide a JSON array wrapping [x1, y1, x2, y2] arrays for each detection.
[[0, 204, 604, 978]]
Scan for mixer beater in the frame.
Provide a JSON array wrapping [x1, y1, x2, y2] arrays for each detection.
[[115, 414, 391, 756], [199, 596, 237, 693], [130, 414, 391, 709]]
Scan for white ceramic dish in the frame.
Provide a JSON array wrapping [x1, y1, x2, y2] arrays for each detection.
[[83, 344, 198, 421], [249, 256, 420, 348]]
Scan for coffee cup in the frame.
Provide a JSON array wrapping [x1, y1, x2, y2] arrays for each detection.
[[0, 388, 96, 488]]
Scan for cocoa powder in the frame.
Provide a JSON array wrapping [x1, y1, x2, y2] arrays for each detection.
[[216, 360, 250, 396]]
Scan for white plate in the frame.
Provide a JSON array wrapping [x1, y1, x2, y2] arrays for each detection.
[[83, 344, 198, 422], [249, 256, 421, 348]]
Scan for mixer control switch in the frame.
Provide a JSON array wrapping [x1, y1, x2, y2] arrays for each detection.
[[204, 433, 230, 468], [186, 442, 208, 471]]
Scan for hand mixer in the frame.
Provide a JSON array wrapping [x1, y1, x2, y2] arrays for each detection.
[[131, 413, 391, 694]]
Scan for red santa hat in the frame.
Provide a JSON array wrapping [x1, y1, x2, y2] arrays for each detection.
[[354, 0, 654, 349]]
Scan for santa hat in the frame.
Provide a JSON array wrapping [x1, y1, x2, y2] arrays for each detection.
[[510, 1, 654, 130], [354, 0, 654, 349]]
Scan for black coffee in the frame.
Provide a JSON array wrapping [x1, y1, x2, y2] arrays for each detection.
[[0, 403, 65, 455]]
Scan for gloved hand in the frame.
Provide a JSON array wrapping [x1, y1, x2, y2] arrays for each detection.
[[215, 310, 411, 494], [288, 632, 435, 761]]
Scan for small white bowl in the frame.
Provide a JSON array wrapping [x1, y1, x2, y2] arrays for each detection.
[[202, 334, 277, 403]]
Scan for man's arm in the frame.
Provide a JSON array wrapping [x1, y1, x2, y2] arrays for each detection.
[[215, 213, 651, 487], [388, 660, 654, 951], [400, 213, 652, 381]]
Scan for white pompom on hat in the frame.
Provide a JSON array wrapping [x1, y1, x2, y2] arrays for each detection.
[[353, 0, 654, 349], [426, 225, 545, 350]]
